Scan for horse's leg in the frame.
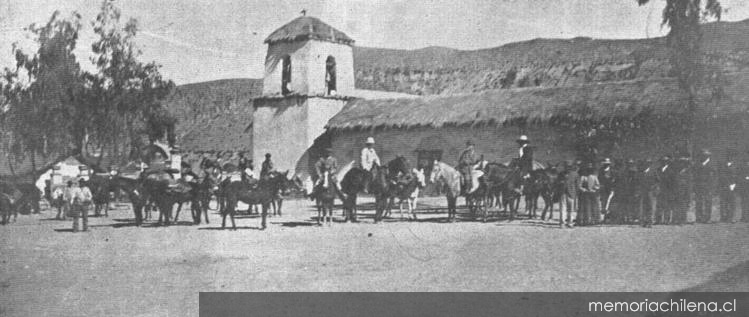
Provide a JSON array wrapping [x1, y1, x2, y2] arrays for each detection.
[[327, 201, 333, 226], [230, 204, 237, 230], [203, 199, 210, 224], [221, 206, 227, 229], [174, 202, 183, 223], [261, 203, 268, 230], [276, 198, 283, 217]]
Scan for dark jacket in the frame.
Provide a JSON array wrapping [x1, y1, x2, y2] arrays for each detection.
[[563, 169, 580, 199], [718, 161, 738, 193], [458, 148, 478, 167], [314, 156, 338, 180], [693, 157, 716, 192]]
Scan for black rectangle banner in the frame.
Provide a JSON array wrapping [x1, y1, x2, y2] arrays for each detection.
[[200, 292, 749, 317]]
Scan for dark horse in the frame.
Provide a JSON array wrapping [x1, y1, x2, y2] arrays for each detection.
[[87, 174, 115, 217], [110, 175, 149, 226], [480, 162, 514, 222], [193, 173, 217, 224], [339, 166, 369, 223], [1, 192, 14, 225], [222, 171, 290, 230], [382, 156, 422, 220], [311, 170, 339, 225]]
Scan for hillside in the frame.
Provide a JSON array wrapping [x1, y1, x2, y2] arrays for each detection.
[[163, 19, 749, 151], [354, 19, 749, 95], [163, 78, 262, 151]]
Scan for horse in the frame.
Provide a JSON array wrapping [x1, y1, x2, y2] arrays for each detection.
[[429, 160, 461, 222], [480, 162, 514, 222], [538, 165, 564, 221], [87, 174, 114, 217], [170, 181, 203, 224], [193, 173, 217, 224], [390, 167, 426, 220], [370, 163, 392, 223], [0, 182, 41, 215], [339, 168, 365, 222], [311, 170, 339, 226], [110, 175, 149, 226], [222, 170, 289, 230], [0, 192, 15, 225]]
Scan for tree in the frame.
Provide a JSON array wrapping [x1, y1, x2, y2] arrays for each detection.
[[0, 11, 84, 180], [80, 0, 175, 169], [1, 0, 175, 180], [636, 0, 723, 155]]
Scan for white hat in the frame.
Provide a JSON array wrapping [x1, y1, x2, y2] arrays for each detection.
[[365, 137, 375, 144], [517, 135, 529, 142]]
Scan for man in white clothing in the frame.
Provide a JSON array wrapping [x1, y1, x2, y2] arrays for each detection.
[[360, 137, 381, 193]]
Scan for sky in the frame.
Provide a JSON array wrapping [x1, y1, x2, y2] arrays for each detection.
[[1, 0, 749, 85]]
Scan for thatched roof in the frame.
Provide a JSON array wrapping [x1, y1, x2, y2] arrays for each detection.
[[327, 72, 749, 130], [264, 16, 354, 46], [179, 109, 253, 152]]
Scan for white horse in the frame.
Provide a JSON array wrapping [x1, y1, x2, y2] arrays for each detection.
[[395, 168, 426, 220]]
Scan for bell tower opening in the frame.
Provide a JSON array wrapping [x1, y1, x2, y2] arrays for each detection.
[[281, 55, 292, 95], [325, 55, 336, 95]]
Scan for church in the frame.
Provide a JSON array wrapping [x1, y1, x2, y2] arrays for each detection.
[[251, 15, 749, 184], [251, 15, 413, 182]]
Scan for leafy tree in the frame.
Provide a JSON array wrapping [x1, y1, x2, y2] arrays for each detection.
[[1, 0, 175, 179], [636, 0, 723, 155], [81, 0, 175, 169], [0, 11, 84, 179]]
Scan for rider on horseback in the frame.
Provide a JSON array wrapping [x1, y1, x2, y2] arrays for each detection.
[[517, 135, 533, 178], [314, 148, 339, 192], [457, 140, 482, 195], [360, 137, 381, 193]]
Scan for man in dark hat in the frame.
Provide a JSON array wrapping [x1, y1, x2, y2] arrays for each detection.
[[718, 150, 739, 222], [457, 140, 480, 194], [656, 155, 675, 224], [261, 153, 274, 179], [693, 149, 716, 223], [560, 160, 579, 228], [635, 159, 657, 227], [738, 153, 749, 222], [598, 158, 615, 216], [314, 148, 339, 190], [672, 153, 693, 225], [617, 158, 639, 224], [516, 135, 533, 177]]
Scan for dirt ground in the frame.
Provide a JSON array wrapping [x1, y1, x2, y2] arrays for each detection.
[[1, 197, 748, 316]]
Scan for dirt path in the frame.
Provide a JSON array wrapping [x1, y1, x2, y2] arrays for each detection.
[[1, 198, 748, 316]]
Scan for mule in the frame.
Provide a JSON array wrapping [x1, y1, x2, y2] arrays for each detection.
[[88, 174, 114, 217], [390, 168, 426, 220], [429, 161, 461, 222], [312, 171, 338, 226], [481, 162, 514, 222], [110, 175, 149, 226], [0, 192, 15, 225], [222, 171, 289, 230], [538, 166, 564, 221]]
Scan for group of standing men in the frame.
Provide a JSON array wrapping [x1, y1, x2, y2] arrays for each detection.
[[556, 149, 749, 228], [51, 178, 93, 232]]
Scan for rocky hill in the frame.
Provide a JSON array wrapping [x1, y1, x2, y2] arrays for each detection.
[[163, 19, 749, 150], [353, 19, 749, 95]]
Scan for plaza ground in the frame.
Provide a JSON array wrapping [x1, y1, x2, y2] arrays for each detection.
[[1, 197, 748, 316]]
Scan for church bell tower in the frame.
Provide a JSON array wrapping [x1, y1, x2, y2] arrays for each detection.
[[252, 15, 355, 180]]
